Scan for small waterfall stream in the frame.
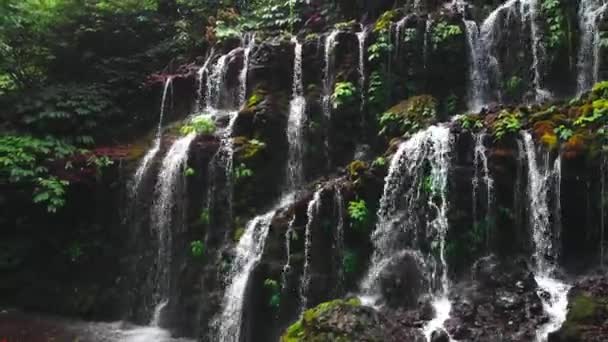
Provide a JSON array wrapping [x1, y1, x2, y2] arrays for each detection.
[[131, 77, 174, 195], [238, 33, 256, 107], [472, 132, 494, 248], [286, 38, 306, 192], [149, 132, 197, 325], [577, 0, 608, 95], [358, 126, 453, 339], [299, 188, 323, 312], [521, 132, 571, 341], [215, 210, 276, 342], [357, 26, 369, 114], [333, 185, 346, 294]]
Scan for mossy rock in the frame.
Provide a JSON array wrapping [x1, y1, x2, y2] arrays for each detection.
[[554, 294, 608, 340], [282, 298, 374, 342]]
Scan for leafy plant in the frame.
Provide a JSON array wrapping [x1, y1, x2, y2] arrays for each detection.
[[184, 167, 195, 176], [431, 21, 462, 49], [243, 139, 266, 159], [331, 82, 356, 109], [458, 115, 484, 130], [492, 110, 523, 140], [342, 250, 357, 275], [65, 241, 84, 263], [180, 116, 216, 136], [199, 209, 211, 225], [541, 0, 566, 50], [263, 278, 281, 309], [371, 156, 387, 168], [234, 163, 254, 180], [190, 240, 205, 258], [574, 99, 608, 127], [554, 125, 574, 141], [504, 76, 524, 99], [348, 199, 369, 232]]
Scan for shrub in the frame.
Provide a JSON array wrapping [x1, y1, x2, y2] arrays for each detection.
[[348, 199, 369, 232], [331, 82, 357, 109], [263, 278, 281, 309], [234, 163, 253, 181], [190, 240, 205, 258], [180, 116, 216, 136], [492, 110, 522, 140], [431, 21, 462, 49]]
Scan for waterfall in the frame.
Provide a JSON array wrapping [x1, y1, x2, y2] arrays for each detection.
[[238, 33, 256, 108], [322, 30, 339, 118], [577, 1, 608, 95], [286, 38, 307, 192], [196, 49, 215, 113], [463, 20, 486, 110], [357, 26, 370, 114], [300, 188, 323, 312], [521, 132, 571, 341], [131, 77, 173, 195], [149, 133, 197, 326], [393, 17, 408, 61], [472, 132, 494, 248], [215, 210, 276, 342], [334, 185, 346, 294], [480, 0, 551, 104], [522, 0, 551, 102], [358, 126, 453, 338]]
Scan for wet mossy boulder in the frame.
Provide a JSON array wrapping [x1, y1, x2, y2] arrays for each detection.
[[549, 275, 608, 342], [281, 298, 390, 342]]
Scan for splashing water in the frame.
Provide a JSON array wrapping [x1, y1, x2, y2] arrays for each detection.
[[286, 38, 307, 192], [300, 188, 323, 312], [215, 211, 276, 342], [358, 126, 453, 338], [522, 132, 571, 341], [131, 77, 173, 196], [577, 1, 608, 95], [149, 133, 197, 325]]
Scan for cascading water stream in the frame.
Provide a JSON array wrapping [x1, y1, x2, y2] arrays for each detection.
[[149, 132, 197, 326], [131, 77, 174, 195], [357, 26, 370, 115], [577, 0, 608, 95], [322, 30, 339, 167], [452, 0, 487, 110], [286, 38, 306, 192], [472, 132, 494, 248], [358, 126, 453, 340], [479, 0, 551, 103], [196, 49, 215, 113], [521, 132, 571, 341], [299, 188, 323, 312], [238, 33, 256, 108], [214, 210, 276, 342]]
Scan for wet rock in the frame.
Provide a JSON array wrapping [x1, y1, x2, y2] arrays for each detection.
[[378, 251, 429, 309], [430, 328, 450, 342]]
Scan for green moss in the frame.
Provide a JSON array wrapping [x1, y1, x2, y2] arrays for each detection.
[[281, 298, 362, 342], [569, 295, 599, 322]]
